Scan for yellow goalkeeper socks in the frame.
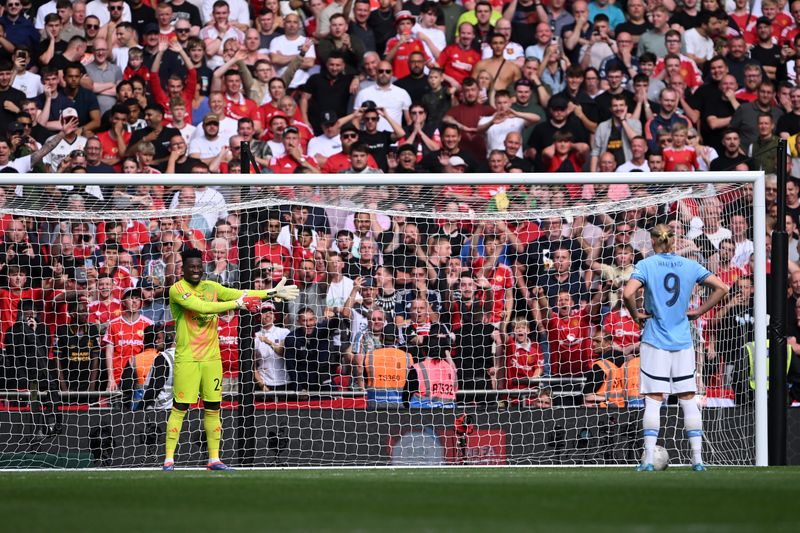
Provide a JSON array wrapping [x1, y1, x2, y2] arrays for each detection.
[[204, 409, 222, 462], [164, 407, 187, 463]]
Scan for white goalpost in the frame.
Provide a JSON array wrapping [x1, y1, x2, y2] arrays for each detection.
[[0, 172, 767, 468]]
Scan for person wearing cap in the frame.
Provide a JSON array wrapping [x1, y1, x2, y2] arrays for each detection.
[[384, 10, 430, 80], [41, 107, 89, 173], [0, 107, 80, 173], [254, 301, 292, 394], [524, 94, 590, 167], [391, 143, 420, 172], [188, 113, 228, 164], [306, 110, 345, 165], [353, 104, 404, 171], [268, 124, 320, 173]]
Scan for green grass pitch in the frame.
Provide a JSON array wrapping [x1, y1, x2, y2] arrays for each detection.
[[2, 467, 799, 532]]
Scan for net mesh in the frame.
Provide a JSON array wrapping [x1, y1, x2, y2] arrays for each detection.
[[0, 178, 757, 468]]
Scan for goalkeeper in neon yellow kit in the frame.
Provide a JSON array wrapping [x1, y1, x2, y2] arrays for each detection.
[[163, 248, 299, 471]]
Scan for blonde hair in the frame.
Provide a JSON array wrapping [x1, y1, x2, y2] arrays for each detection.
[[650, 223, 674, 252]]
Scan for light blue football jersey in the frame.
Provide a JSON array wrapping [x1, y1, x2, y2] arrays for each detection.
[[630, 253, 711, 350]]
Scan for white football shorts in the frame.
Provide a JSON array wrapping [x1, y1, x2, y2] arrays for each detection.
[[639, 343, 697, 395]]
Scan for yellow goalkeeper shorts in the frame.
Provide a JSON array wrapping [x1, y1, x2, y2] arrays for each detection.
[[172, 359, 223, 404]]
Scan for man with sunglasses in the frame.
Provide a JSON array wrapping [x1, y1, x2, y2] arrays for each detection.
[[321, 123, 378, 173], [0, 0, 39, 50], [86, 0, 131, 27], [170, 0, 201, 36], [354, 60, 411, 132], [354, 104, 403, 172]]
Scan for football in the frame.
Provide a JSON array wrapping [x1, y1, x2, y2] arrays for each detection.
[[644, 446, 670, 471]]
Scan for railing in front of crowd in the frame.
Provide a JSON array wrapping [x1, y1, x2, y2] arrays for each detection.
[[0, 376, 587, 406]]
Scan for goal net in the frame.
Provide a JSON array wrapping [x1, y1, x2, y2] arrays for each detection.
[[0, 174, 765, 468]]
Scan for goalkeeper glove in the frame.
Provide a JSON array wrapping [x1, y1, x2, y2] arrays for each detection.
[[235, 291, 262, 312], [267, 277, 300, 302]]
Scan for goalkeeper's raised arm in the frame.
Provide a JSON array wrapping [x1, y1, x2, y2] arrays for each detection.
[[171, 259, 300, 315]]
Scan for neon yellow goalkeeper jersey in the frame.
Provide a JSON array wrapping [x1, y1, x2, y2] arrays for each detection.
[[169, 279, 267, 363]]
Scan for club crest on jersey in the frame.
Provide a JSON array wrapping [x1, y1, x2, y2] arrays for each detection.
[[182, 292, 192, 300]]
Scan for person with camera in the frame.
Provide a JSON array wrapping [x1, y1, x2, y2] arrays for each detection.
[[403, 323, 457, 408]]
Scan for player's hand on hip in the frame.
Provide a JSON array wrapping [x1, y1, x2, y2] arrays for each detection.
[[270, 277, 300, 301]]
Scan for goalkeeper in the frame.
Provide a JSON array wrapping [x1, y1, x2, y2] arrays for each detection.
[[163, 248, 299, 471]]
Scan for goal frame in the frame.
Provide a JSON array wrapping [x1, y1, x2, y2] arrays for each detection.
[[0, 171, 768, 467]]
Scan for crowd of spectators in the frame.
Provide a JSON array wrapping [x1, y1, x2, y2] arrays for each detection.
[[0, 0, 798, 409], [0, 0, 798, 176]]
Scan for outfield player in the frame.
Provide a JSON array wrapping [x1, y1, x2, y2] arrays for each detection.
[[164, 248, 299, 471], [623, 224, 728, 471]]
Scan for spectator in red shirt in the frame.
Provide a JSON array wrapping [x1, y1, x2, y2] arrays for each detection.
[[95, 104, 131, 167], [103, 287, 152, 391], [0, 265, 45, 347], [663, 123, 699, 171], [221, 69, 263, 135], [535, 288, 602, 376], [503, 317, 544, 389], [268, 125, 319, 173], [321, 123, 379, 173], [439, 22, 480, 88], [149, 41, 198, 124], [88, 273, 122, 330], [385, 11, 430, 80]]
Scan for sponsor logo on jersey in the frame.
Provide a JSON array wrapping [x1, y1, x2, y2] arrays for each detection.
[[182, 292, 192, 300]]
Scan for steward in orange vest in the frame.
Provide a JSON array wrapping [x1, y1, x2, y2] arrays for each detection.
[[583, 331, 642, 407]]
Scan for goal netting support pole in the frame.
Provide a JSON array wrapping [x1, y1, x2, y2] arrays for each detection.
[[0, 172, 767, 468]]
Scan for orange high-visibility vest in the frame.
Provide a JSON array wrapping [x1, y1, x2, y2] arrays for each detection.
[[594, 359, 625, 408], [623, 357, 642, 405], [133, 348, 159, 386], [365, 347, 413, 404]]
